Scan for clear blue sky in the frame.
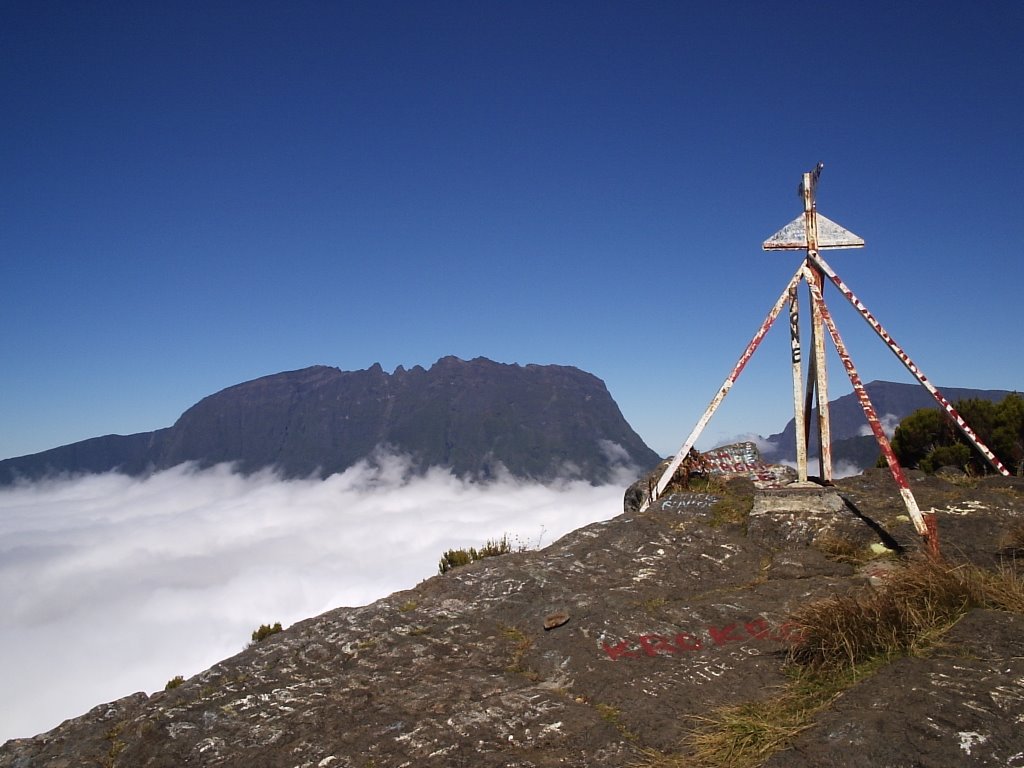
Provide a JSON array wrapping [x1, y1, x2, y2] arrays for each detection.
[[3, 1, 1022, 461]]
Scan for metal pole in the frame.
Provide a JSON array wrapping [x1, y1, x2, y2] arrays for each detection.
[[638, 262, 806, 513], [809, 251, 1011, 476], [802, 170, 832, 482], [804, 268, 939, 555], [803, 338, 816, 462], [789, 284, 808, 482]]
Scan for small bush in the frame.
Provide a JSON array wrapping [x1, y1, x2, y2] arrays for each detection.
[[439, 534, 518, 574], [249, 622, 283, 646], [476, 534, 514, 558], [164, 675, 185, 691], [438, 548, 474, 574]]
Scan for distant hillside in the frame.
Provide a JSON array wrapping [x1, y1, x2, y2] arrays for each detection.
[[0, 357, 660, 485], [761, 380, 1016, 469]]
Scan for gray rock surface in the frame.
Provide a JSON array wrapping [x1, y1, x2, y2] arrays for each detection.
[[3, 469, 1022, 767], [764, 608, 1024, 768]]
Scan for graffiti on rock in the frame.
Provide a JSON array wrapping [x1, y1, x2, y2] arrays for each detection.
[[600, 618, 802, 661]]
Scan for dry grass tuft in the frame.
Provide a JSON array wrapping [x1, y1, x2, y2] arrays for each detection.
[[681, 692, 822, 768], [814, 535, 869, 564], [999, 520, 1024, 559], [635, 558, 1024, 768], [788, 557, 1024, 670], [636, 662, 880, 768], [937, 471, 980, 488]]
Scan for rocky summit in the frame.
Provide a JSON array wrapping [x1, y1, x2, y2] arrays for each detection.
[[3, 454, 1023, 767]]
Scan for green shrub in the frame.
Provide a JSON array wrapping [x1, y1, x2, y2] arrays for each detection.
[[477, 534, 514, 558], [890, 393, 1024, 475], [438, 548, 474, 574], [164, 675, 185, 691], [439, 534, 517, 574], [249, 622, 283, 646]]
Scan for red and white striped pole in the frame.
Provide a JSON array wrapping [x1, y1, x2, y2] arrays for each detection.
[[638, 262, 806, 513], [804, 268, 940, 555], [809, 251, 1010, 477]]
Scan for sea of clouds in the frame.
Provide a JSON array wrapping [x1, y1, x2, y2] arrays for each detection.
[[0, 453, 636, 743]]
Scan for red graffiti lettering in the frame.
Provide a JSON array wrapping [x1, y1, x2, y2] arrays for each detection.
[[601, 639, 640, 661], [744, 618, 771, 639], [708, 623, 745, 646], [673, 632, 703, 652], [638, 634, 678, 657], [602, 619, 805, 660]]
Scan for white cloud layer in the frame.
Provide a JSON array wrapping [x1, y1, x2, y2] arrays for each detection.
[[781, 457, 864, 480], [0, 455, 632, 743], [858, 413, 901, 439]]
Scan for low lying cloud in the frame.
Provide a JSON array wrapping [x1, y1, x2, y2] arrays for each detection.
[[858, 413, 901, 439], [0, 454, 629, 743], [781, 457, 864, 479]]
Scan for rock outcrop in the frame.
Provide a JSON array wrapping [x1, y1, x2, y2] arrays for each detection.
[[3, 464, 1022, 767]]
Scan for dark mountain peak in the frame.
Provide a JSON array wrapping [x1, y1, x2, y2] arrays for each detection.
[[0, 358, 659, 485], [431, 354, 467, 368]]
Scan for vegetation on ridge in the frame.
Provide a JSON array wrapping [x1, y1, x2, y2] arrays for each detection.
[[248, 622, 283, 647], [438, 533, 525, 574], [889, 393, 1024, 475], [163, 675, 184, 691]]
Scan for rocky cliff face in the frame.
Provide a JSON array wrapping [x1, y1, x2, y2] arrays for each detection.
[[4, 460, 1022, 767], [0, 357, 660, 485]]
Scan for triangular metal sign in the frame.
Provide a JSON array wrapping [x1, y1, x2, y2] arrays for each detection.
[[762, 212, 865, 251]]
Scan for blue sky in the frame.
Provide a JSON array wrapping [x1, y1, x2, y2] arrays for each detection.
[[3, 1, 1022, 461]]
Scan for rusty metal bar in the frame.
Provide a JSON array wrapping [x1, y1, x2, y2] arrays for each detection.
[[809, 251, 1010, 476], [804, 267, 939, 555], [638, 262, 806, 513]]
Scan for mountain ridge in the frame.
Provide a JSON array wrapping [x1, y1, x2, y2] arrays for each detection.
[[0, 357, 660, 485], [760, 379, 1016, 470]]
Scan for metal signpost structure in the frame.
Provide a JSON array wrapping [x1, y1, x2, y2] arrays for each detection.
[[640, 164, 1010, 556]]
